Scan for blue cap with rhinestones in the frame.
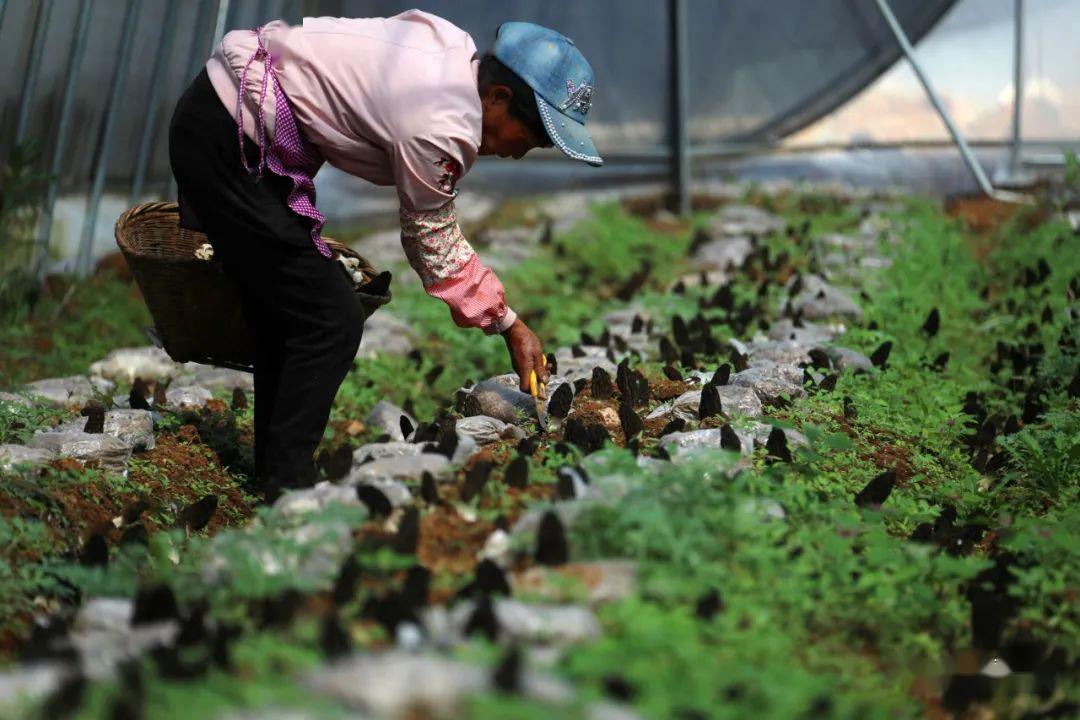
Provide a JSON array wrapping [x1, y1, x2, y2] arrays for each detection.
[[492, 22, 603, 167]]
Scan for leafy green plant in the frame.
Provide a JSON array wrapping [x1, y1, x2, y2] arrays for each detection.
[[0, 139, 52, 322], [1002, 506, 1080, 651], [0, 398, 67, 444], [0, 516, 71, 635], [999, 408, 1080, 504]]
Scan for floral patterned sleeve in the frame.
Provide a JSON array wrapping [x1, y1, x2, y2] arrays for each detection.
[[399, 201, 518, 335]]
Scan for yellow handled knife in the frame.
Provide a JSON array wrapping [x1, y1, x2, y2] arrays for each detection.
[[530, 356, 549, 431]]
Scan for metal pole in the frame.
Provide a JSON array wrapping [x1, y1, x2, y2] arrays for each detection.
[[287, 0, 303, 24], [669, 0, 691, 216], [34, 0, 94, 283], [130, 0, 180, 206], [76, 0, 142, 279], [166, 0, 214, 201], [872, 0, 999, 198], [14, 0, 55, 144], [212, 0, 232, 47], [0, 0, 8, 31], [184, 0, 216, 91], [1009, 0, 1024, 178]]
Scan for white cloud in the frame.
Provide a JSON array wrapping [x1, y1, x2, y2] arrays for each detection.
[[997, 76, 1065, 107]]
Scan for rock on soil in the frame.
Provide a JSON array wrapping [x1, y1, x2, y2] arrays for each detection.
[[602, 307, 651, 336], [89, 346, 178, 383], [0, 663, 64, 712], [350, 476, 412, 508], [455, 415, 525, 445], [815, 232, 876, 256], [305, 651, 489, 717], [706, 204, 785, 237], [346, 453, 451, 490], [693, 235, 754, 271], [464, 377, 537, 424], [824, 346, 874, 373], [70, 597, 179, 680], [51, 409, 155, 451], [509, 502, 592, 550], [353, 441, 420, 465], [744, 421, 809, 450], [222, 709, 321, 720], [202, 517, 356, 592], [271, 481, 363, 518], [27, 431, 132, 474], [765, 318, 842, 345], [354, 436, 476, 469], [173, 365, 254, 392], [475, 226, 542, 271], [788, 274, 863, 320], [478, 528, 512, 566], [659, 428, 756, 457], [667, 270, 730, 292], [539, 192, 594, 234], [364, 400, 416, 442], [21, 375, 115, 408], [164, 385, 213, 410], [356, 313, 416, 359], [0, 444, 56, 471], [589, 703, 646, 720], [310, 645, 597, 712], [552, 347, 622, 386], [659, 422, 807, 462], [0, 391, 34, 407], [739, 497, 788, 522], [747, 339, 812, 366], [448, 599, 602, 645], [645, 385, 763, 422], [730, 361, 806, 404], [512, 560, 637, 605], [599, 309, 656, 354]]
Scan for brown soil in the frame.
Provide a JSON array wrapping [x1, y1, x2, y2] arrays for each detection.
[[945, 195, 1021, 236], [568, 398, 625, 445], [0, 434, 252, 557], [205, 398, 230, 414], [867, 441, 915, 483], [831, 413, 916, 483], [127, 433, 254, 532], [650, 378, 686, 402], [621, 193, 734, 217], [0, 427, 253, 658], [644, 216, 692, 235], [417, 506, 495, 575], [512, 562, 616, 602]]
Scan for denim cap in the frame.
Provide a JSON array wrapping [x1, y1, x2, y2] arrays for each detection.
[[492, 21, 603, 167]]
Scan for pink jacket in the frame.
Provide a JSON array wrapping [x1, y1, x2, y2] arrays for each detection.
[[206, 11, 517, 333]]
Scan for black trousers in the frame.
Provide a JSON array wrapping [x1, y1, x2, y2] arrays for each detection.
[[168, 69, 366, 489]]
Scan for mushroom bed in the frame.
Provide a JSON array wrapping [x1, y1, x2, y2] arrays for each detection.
[[1, 185, 1079, 719]]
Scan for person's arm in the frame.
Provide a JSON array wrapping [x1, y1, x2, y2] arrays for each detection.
[[399, 203, 547, 391], [399, 202, 516, 334], [393, 136, 548, 391]]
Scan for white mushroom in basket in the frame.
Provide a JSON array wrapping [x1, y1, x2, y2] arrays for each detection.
[[194, 243, 215, 261], [336, 254, 367, 287]]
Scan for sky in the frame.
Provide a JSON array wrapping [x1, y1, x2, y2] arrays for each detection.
[[787, 0, 1080, 146]]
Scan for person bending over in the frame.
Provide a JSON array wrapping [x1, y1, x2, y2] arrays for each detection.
[[169, 13, 602, 493]]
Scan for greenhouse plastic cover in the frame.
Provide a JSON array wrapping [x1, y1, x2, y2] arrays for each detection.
[[0, 0, 955, 189], [320, 0, 958, 148]]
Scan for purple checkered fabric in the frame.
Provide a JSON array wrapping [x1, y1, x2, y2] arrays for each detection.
[[236, 27, 331, 258]]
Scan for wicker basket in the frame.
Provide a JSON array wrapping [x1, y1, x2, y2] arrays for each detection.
[[115, 202, 388, 372]]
